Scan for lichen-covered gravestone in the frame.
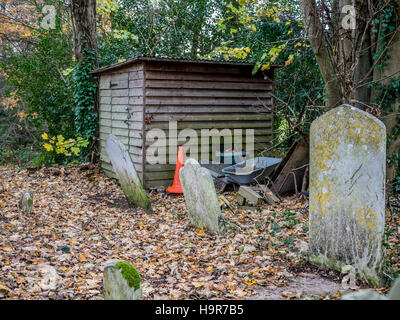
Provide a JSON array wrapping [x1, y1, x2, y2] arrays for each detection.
[[179, 159, 225, 234], [309, 105, 386, 286], [103, 261, 142, 300], [106, 134, 151, 210], [20, 192, 33, 214]]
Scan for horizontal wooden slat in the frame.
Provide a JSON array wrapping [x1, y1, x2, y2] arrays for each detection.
[[142, 144, 263, 156], [100, 111, 143, 122], [100, 120, 142, 130], [143, 128, 272, 136], [144, 61, 257, 75], [100, 133, 143, 146], [112, 89, 129, 97], [145, 97, 269, 106], [145, 71, 269, 83], [170, 114, 272, 122], [145, 135, 272, 147], [111, 97, 143, 105], [99, 126, 143, 137], [99, 128, 143, 138], [110, 80, 128, 89], [100, 97, 111, 104], [144, 106, 269, 114], [145, 164, 176, 172], [143, 114, 272, 122], [144, 171, 175, 180], [100, 89, 112, 97], [145, 80, 272, 91], [100, 104, 142, 113], [145, 179, 173, 188], [129, 80, 144, 88], [129, 71, 143, 80], [123, 63, 144, 72], [146, 120, 273, 130], [145, 89, 271, 98], [112, 72, 129, 81]]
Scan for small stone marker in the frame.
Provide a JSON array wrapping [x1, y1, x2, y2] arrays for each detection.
[[103, 261, 142, 300], [106, 134, 151, 210], [20, 191, 33, 214], [309, 105, 386, 286], [179, 159, 225, 234]]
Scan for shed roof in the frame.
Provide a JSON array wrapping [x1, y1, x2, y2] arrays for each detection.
[[91, 56, 280, 75]]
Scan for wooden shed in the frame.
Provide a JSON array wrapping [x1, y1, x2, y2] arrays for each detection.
[[91, 57, 277, 188]]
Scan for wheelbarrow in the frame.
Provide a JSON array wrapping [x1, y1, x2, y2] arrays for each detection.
[[221, 157, 282, 185]]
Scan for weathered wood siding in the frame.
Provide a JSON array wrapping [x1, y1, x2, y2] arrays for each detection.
[[99, 62, 145, 181], [142, 61, 274, 188]]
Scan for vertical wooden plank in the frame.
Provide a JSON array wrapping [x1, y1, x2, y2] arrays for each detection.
[[141, 62, 146, 185]]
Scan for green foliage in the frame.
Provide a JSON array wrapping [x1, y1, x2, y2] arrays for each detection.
[[208, 0, 323, 152], [0, 5, 81, 167], [372, 6, 397, 70], [72, 49, 98, 141], [98, 0, 230, 66], [0, 27, 75, 137]]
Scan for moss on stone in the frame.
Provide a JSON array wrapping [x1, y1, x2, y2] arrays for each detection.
[[309, 254, 344, 273], [115, 261, 142, 291], [309, 254, 383, 287]]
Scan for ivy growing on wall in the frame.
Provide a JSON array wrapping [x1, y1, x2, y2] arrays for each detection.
[[72, 48, 98, 142]]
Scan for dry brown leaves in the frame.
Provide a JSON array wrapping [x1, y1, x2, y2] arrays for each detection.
[[0, 164, 398, 300]]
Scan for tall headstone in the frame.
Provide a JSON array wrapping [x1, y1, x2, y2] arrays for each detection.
[[103, 261, 142, 300], [309, 105, 386, 286], [106, 134, 151, 210], [179, 159, 225, 234]]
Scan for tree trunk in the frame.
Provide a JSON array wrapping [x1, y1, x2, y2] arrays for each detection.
[[70, 0, 99, 159], [301, 0, 344, 109], [353, 0, 373, 110], [70, 0, 98, 66]]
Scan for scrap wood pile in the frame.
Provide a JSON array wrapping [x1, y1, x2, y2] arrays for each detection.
[[0, 164, 399, 300]]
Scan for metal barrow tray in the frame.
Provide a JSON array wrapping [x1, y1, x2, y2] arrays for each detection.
[[221, 157, 282, 185]]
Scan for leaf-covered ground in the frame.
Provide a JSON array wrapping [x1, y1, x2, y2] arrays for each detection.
[[0, 164, 399, 300]]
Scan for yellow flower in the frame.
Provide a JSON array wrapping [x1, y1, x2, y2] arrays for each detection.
[[41, 133, 49, 140], [43, 143, 54, 152]]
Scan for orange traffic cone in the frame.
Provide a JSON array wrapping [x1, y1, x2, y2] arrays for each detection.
[[166, 146, 184, 194]]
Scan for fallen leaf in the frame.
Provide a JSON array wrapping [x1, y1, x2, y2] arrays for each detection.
[[78, 253, 87, 262]]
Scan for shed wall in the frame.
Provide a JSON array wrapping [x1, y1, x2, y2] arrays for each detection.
[[142, 61, 274, 188], [99, 62, 145, 181]]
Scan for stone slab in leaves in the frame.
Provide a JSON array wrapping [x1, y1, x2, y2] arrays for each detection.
[[105, 134, 151, 210], [179, 158, 225, 234], [20, 192, 33, 214]]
